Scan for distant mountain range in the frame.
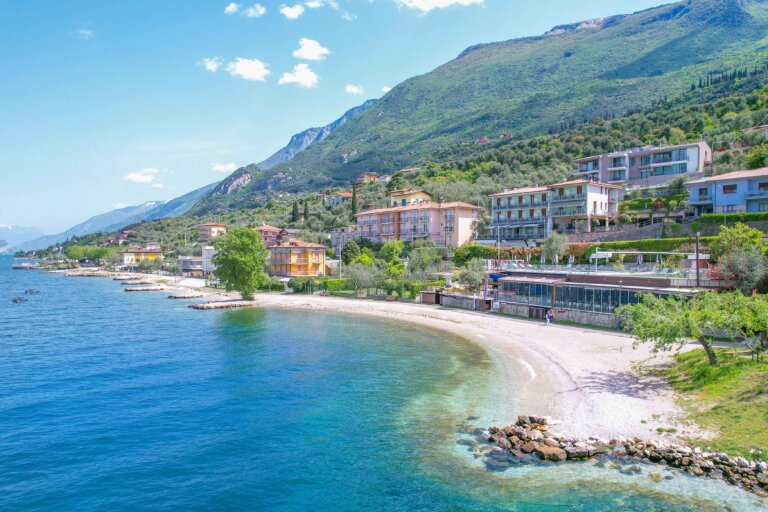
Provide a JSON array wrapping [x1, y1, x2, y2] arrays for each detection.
[[0, 225, 45, 249], [16, 182, 217, 251], [189, 0, 768, 213]]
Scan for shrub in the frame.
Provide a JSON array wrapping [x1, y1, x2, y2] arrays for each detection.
[[699, 212, 768, 224]]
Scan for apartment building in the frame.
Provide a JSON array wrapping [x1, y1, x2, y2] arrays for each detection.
[[254, 225, 287, 246], [573, 142, 712, 188], [687, 167, 768, 215], [268, 239, 327, 277], [198, 223, 228, 242], [356, 201, 481, 248], [548, 179, 621, 234], [118, 245, 164, 266], [489, 186, 549, 242], [389, 189, 432, 207]]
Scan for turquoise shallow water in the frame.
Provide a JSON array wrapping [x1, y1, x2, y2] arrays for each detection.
[[0, 256, 764, 511]]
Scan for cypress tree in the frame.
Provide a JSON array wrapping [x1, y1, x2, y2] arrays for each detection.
[[303, 200, 309, 223], [291, 202, 299, 222], [351, 185, 358, 216]]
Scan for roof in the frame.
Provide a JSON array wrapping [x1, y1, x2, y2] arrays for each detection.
[[390, 188, 432, 197], [356, 201, 482, 216], [198, 223, 227, 227], [489, 186, 549, 197], [687, 167, 768, 185], [254, 224, 285, 232], [550, 179, 623, 189], [574, 141, 711, 162], [120, 248, 163, 254], [332, 192, 353, 198], [268, 238, 328, 249]]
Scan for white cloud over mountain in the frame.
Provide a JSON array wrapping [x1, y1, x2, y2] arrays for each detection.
[[345, 84, 364, 95], [226, 58, 271, 81], [211, 162, 238, 173], [123, 168, 161, 185], [292, 38, 330, 61], [279, 64, 319, 88], [394, 0, 483, 13]]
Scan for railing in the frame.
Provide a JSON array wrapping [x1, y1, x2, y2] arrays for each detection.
[[491, 216, 547, 226], [747, 190, 768, 199], [492, 201, 545, 210], [551, 209, 584, 216], [549, 193, 586, 202]]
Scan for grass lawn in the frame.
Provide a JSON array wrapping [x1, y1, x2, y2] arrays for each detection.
[[661, 348, 768, 459]]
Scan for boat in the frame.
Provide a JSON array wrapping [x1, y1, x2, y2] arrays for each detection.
[[24, 289, 40, 295], [11, 263, 38, 270], [12, 297, 28, 303]]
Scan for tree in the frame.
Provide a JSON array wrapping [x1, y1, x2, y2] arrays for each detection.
[[351, 253, 374, 266], [709, 222, 766, 260], [746, 144, 768, 169], [351, 185, 358, 216], [291, 202, 299, 223], [385, 171, 406, 192], [666, 176, 687, 196], [617, 292, 746, 366], [65, 246, 86, 261], [716, 246, 767, 294], [344, 262, 384, 296], [458, 258, 487, 294], [541, 232, 567, 265], [212, 227, 269, 301], [379, 240, 404, 262], [341, 240, 360, 265], [303, 200, 309, 223]]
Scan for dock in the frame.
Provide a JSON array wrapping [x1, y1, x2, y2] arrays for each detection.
[[188, 301, 252, 310], [124, 286, 167, 292], [168, 293, 204, 299]]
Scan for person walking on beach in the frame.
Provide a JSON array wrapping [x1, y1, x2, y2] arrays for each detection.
[[546, 310, 553, 326]]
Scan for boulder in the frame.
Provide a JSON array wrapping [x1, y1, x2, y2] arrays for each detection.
[[565, 446, 590, 459], [535, 446, 567, 462], [543, 438, 560, 448], [517, 415, 530, 426], [521, 441, 539, 454]]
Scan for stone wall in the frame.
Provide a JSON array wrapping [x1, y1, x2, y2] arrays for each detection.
[[440, 294, 490, 311], [498, 301, 618, 328]]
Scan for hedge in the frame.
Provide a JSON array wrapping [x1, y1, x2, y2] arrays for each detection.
[[453, 244, 541, 265], [699, 212, 768, 224]]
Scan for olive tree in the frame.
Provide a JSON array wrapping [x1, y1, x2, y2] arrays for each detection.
[[541, 232, 567, 265], [212, 227, 269, 300]]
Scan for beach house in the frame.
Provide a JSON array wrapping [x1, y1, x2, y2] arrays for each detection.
[[356, 201, 481, 248], [687, 167, 768, 215], [254, 225, 288, 246], [489, 186, 549, 243], [573, 142, 712, 188], [547, 179, 621, 234], [119, 245, 164, 266], [198, 223, 228, 242], [268, 239, 328, 277]]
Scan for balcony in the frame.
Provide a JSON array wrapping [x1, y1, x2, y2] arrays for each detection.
[[689, 196, 713, 205], [491, 216, 547, 227], [551, 208, 584, 217], [747, 190, 768, 200], [492, 201, 545, 210], [549, 193, 586, 202]]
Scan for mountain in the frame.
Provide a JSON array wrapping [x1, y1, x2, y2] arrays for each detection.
[[257, 99, 376, 170], [17, 182, 218, 251], [0, 225, 45, 248], [191, 0, 768, 213]]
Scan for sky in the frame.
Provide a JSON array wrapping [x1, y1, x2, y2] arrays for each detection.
[[0, 0, 670, 233]]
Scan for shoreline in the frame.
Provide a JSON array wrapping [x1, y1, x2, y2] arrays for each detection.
[[105, 270, 707, 442]]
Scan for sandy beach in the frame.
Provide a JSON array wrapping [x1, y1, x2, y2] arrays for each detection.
[[104, 271, 705, 443]]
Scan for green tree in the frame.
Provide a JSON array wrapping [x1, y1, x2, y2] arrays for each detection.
[[379, 240, 404, 262], [385, 171, 406, 192], [351, 253, 374, 266], [341, 240, 360, 265], [212, 227, 269, 300], [716, 246, 767, 293], [65, 246, 86, 261], [351, 185, 358, 216], [344, 262, 384, 296], [618, 292, 746, 366], [458, 258, 487, 293], [291, 202, 299, 223], [709, 222, 766, 260], [303, 200, 309, 223], [541, 232, 567, 264], [746, 144, 768, 169], [666, 176, 687, 196]]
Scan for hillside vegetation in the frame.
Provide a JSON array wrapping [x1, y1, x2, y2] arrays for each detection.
[[190, 0, 768, 214]]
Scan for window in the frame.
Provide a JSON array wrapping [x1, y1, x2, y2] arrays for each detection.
[[698, 187, 708, 198], [759, 182, 768, 192], [759, 203, 768, 212], [641, 155, 651, 166], [722, 184, 737, 194]]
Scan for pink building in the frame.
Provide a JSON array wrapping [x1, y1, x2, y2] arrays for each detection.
[[356, 201, 481, 248]]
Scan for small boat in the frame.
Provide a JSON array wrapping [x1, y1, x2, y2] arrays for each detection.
[[12, 263, 38, 270], [24, 289, 40, 295], [12, 297, 28, 303]]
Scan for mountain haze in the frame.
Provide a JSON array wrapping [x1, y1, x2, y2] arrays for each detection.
[[192, 0, 768, 213]]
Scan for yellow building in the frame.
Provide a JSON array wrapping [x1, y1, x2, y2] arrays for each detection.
[[119, 247, 164, 266], [268, 239, 327, 277], [355, 172, 379, 184], [198, 223, 228, 242], [389, 189, 433, 207]]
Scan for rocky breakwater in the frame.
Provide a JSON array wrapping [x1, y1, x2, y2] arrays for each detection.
[[487, 415, 768, 498]]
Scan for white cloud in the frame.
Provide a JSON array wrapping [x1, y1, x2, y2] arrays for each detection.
[[394, 0, 483, 13], [123, 168, 160, 185], [244, 3, 267, 17], [280, 4, 305, 19], [292, 38, 330, 61], [212, 162, 238, 173], [76, 29, 94, 40], [226, 58, 271, 81], [305, 0, 339, 8], [114, 203, 128, 209], [224, 2, 240, 14], [381, 86, 392, 93], [341, 11, 357, 21], [345, 84, 364, 95], [201, 57, 223, 73], [279, 64, 319, 88]]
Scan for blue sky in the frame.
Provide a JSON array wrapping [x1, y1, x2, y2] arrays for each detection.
[[0, 0, 669, 233]]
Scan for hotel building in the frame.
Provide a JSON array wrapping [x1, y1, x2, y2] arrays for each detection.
[[687, 167, 768, 215], [268, 239, 328, 277]]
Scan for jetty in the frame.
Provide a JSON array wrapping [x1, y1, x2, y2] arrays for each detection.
[[124, 286, 167, 292], [121, 280, 153, 285], [189, 301, 251, 310], [168, 293, 204, 299], [65, 271, 111, 277]]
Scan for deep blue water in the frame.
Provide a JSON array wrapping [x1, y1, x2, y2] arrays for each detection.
[[0, 256, 764, 511]]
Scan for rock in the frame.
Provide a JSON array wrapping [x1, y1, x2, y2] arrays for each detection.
[[535, 446, 567, 462], [543, 438, 560, 448], [565, 446, 590, 459], [510, 449, 526, 459], [521, 441, 539, 454], [530, 415, 548, 425], [497, 437, 512, 450], [649, 452, 663, 463], [529, 430, 544, 442], [649, 472, 664, 483], [757, 462, 768, 474], [517, 415, 530, 426], [681, 457, 692, 467], [611, 445, 628, 457]]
